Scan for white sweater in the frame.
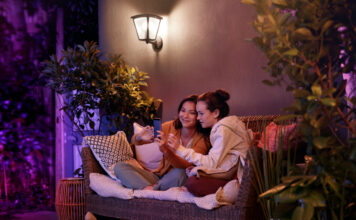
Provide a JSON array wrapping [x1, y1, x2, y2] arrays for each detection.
[[176, 115, 253, 183]]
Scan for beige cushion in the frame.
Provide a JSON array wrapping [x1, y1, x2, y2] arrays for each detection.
[[133, 123, 163, 171], [216, 179, 240, 204]]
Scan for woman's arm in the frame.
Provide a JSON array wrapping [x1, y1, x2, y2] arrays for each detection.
[[171, 126, 242, 168], [161, 135, 210, 168], [157, 129, 193, 168], [160, 145, 192, 168]]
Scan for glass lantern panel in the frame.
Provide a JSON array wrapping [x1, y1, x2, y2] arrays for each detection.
[[133, 17, 147, 40], [148, 17, 161, 40]]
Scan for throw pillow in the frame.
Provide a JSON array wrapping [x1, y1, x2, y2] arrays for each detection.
[[89, 173, 133, 199], [83, 131, 133, 180], [215, 179, 240, 205], [257, 122, 297, 152], [133, 122, 163, 171]]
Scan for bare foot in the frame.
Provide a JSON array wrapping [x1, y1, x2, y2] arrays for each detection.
[[142, 185, 154, 190], [180, 186, 188, 192]]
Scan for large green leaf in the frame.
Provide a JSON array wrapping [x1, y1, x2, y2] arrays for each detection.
[[292, 206, 304, 220], [307, 95, 318, 101], [313, 116, 328, 129], [324, 175, 341, 197], [320, 98, 336, 107], [321, 20, 333, 34], [274, 114, 297, 122], [283, 48, 299, 56], [275, 187, 309, 203], [302, 191, 326, 207], [293, 28, 314, 40], [290, 176, 317, 187], [345, 96, 356, 106], [311, 85, 322, 97], [298, 202, 314, 220], [272, 0, 287, 7], [259, 184, 287, 198], [305, 202, 315, 220], [281, 175, 304, 184], [313, 136, 331, 149]]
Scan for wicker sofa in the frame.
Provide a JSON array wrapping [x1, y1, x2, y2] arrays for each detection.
[[81, 115, 279, 220]]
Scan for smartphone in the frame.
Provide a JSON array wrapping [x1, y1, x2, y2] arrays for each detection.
[[153, 118, 162, 138]]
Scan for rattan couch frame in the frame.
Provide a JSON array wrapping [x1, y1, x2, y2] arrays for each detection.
[[81, 115, 278, 220]]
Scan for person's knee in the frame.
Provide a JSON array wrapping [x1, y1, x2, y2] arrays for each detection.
[[173, 168, 187, 185], [114, 162, 129, 176], [185, 176, 228, 197], [185, 176, 202, 196], [155, 168, 187, 190]]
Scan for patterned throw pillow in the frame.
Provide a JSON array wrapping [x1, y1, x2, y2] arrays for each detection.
[[83, 131, 133, 180]]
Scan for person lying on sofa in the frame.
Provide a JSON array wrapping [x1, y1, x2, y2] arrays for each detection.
[[163, 89, 253, 197], [114, 95, 210, 190]]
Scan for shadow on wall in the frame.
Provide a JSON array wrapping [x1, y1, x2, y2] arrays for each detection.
[[127, 0, 180, 15]]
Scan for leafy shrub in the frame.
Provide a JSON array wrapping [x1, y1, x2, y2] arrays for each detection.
[[42, 41, 159, 137], [0, 81, 53, 211], [242, 0, 356, 219]]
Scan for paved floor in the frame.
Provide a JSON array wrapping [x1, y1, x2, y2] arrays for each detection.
[[0, 211, 57, 220]]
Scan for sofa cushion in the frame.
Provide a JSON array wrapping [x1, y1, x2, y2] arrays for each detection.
[[83, 131, 133, 180], [133, 122, 163, 171], [257, 122, 296, 152]]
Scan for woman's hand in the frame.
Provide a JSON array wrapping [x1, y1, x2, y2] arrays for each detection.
[[167, 133, 179, 151], [185, 166, 194, 176], [136, 126, 154, 142], [156, 131, 169, 153]]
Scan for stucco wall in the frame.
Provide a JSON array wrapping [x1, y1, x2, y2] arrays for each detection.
[[99, 0, 292, 121]]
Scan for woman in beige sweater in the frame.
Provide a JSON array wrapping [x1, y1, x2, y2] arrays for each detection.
[[114, 95, 210, 190]]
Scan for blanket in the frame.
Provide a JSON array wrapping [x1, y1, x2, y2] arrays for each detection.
[[89, 173, 240, 210]]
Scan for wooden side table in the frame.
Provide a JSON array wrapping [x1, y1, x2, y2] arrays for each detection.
[[55, 177, 85, 220]]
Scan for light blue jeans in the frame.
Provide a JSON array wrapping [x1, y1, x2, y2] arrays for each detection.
[[114, 162, 187, 190]]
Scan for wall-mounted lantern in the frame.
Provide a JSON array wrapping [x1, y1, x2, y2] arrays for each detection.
[[131, 14, 163, 51]]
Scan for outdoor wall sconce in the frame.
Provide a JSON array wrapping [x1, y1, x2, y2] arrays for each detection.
[[131, 14, 163, 51]]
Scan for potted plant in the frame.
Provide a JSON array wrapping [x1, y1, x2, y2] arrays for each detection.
[[42, 41, 160, 137], [242, 0, 356, 219]]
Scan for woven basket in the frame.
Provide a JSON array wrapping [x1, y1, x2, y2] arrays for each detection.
[[55, 177, 85, 220]]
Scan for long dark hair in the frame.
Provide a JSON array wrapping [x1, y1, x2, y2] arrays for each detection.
[[197, 89, 230, 119]]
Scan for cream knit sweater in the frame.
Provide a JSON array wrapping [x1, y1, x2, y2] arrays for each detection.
[[176, 115, 253, 183]]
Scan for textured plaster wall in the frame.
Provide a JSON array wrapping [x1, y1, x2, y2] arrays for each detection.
[[99, 0, 292, 121]]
